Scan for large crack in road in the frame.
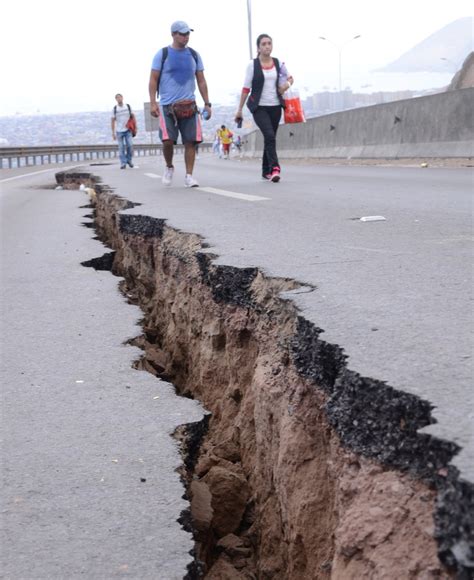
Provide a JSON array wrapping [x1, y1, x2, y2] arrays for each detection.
[[62, 169, 473, 579]]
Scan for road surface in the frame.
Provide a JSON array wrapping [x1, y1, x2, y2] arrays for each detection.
[[1, 156, 472, 577]]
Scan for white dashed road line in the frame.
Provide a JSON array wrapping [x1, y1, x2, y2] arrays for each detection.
[[197, 187, 270, 202], [143, 174, 270, 202]]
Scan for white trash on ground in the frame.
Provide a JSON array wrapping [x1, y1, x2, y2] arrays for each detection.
[[360, 215, 387, 222]]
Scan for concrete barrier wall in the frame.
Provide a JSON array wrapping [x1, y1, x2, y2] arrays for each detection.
[[244, 87, 474, 158]]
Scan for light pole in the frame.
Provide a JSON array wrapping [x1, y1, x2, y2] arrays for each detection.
[[318, 35, 361, 109], [247, 0, 253, 60]]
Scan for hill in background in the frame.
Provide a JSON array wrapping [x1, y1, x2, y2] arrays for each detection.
[[376, 17, 473, 73]]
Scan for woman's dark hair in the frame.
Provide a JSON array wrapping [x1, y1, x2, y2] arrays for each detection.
[[256, 34, 272, 51]]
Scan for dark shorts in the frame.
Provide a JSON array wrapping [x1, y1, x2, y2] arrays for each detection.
[[159, 104, 203, 144]]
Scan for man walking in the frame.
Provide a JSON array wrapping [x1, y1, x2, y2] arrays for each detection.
[[111, 94, 135, 169], [148, 21, 212, 187]]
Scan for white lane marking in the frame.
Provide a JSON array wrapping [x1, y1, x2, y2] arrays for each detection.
[[197, 186, 270, 202], [0, 165, 83, 183], [144, 174, 269, 202]]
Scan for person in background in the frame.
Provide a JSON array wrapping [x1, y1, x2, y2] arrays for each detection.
[[217, 125, 233, 159], [234, 134, 242, 158], [111, 94, 136, 169], [212, 130, 221, 156], [234, 34, 293, 182], [148, 21, 212, 188]]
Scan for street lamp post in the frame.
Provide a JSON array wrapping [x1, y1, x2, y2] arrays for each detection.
[[247, 0, 253, 60], [318, 35, 361, 109]]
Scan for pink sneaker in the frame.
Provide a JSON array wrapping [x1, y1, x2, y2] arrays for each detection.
[[270, 168, 280, 182]]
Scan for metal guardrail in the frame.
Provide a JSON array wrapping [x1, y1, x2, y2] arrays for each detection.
[[0, 143, 212, 169]]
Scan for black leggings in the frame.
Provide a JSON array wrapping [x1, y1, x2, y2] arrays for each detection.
[[252, 105, 282, 176]]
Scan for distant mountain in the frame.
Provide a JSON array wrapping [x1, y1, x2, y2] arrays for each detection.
[[376, 17, 473, 73]]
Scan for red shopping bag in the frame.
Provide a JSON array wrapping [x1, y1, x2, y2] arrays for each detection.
[[284, 89, 306, 124]]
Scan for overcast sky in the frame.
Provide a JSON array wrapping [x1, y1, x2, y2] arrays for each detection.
[[2, 0, 472, 115]]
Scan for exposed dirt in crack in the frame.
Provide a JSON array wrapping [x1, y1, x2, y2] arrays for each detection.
[[69, 169, 473, 579]]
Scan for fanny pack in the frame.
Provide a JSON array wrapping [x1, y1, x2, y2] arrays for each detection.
[[171, 99, 197, 120]]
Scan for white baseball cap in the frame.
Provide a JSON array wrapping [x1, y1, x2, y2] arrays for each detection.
[[171, 21, 194, 34]]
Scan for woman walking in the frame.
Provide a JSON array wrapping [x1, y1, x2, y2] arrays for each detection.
[[235, 34, 293, 182]]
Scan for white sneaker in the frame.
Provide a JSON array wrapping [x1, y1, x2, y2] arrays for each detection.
[[162, 166, 174, 186], [185, 174, 199, 188]]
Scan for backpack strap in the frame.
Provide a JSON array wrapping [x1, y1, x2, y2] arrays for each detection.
[[157, 47, 168, 93], [161, 46, 169, 69], [188, 47, 198, 65]]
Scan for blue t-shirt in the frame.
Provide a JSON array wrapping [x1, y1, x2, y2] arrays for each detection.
[[151, 46, 204, 105]]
